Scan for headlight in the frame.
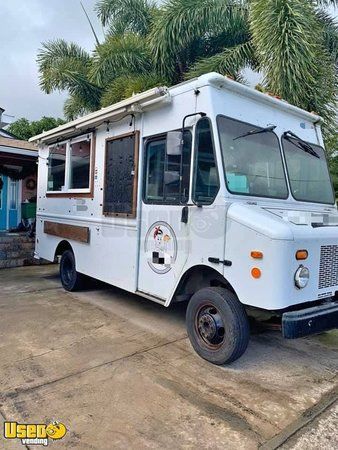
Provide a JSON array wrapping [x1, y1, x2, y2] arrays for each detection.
[[294, 266, 309, 289]]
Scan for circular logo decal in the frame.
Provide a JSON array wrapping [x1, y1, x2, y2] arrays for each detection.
[[145, 222, 177, 274]]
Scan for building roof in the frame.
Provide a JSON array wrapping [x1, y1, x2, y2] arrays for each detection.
[[0, 136, 37, 151], [0, 128, 17, 139], [0, 136, 37, 159]]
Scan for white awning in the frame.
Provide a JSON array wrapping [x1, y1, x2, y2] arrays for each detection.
[[30, 87, 170, 145]]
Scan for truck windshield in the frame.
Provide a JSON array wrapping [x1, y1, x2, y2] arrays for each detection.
[[282, 135, 334, 204], [217, 116, 288, 199]]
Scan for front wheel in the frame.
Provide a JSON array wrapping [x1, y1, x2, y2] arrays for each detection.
[[186, 287, 250, 365], [60, 250, 86, 291]]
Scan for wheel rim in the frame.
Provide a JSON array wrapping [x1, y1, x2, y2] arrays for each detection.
[[195, 304, 225, 349], [63, 255, 74, 285]]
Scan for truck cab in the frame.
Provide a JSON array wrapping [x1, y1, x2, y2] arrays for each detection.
[[31, 73, 338, 364]]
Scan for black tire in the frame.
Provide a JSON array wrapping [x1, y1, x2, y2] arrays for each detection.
[[186, 287, 250, 365], [59, 250, 86, 292]]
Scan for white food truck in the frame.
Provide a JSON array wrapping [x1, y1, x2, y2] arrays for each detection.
[[30, 73, 338, 364]]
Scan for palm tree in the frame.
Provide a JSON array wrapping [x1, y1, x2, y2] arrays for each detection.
[[38, 0, 162, 120], [37, 39, 102, 120], [37, 0, 337, 137], [150, 0, 337, 133]]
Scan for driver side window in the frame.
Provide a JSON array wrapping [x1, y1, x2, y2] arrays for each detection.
[[193, 118, 220, 204], [143, 131, 192, 204]]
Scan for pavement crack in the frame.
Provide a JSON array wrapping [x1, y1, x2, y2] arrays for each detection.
[[253, 335, 338, 374], [259, 384, 338, 450], [156, 376, 264, 444], [156, 359, 279, 433], [1, 286, 63, 297], [3, 324, 108, 369], [3, 336, 187, 399]]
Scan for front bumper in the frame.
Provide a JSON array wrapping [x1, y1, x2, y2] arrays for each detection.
[[282, 300, 338, 339]]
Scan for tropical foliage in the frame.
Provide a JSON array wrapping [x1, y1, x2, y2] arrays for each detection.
[[326, 132, 338, 196], [331, 156, 338, 198], [37, 0, 337, 140], [7, 116, 65, 141]]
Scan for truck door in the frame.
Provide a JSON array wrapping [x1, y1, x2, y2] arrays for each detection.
[[138, 117, 224, 302], [137, 130, 192, 302]]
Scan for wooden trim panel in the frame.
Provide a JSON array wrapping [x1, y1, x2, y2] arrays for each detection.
[[46, 192, 93, 198], [44, 221, 90, 243]]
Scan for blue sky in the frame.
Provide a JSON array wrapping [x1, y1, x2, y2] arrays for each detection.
[[0, 1, 336, 123]]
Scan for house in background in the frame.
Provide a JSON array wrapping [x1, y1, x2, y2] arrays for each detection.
[[0, 129, 17, 138], [0, 108, 38, 231], [0, 107, 15, 133], [0, 107, 5, 129]]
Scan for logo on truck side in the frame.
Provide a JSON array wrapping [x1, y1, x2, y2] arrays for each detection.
[[145, 222, 177, 274]]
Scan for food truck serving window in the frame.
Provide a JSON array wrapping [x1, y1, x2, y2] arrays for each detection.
[[217, 116, 288, 199], [47, 133, 94, 194], [48, 143, 67, 192], [70, 138, 91, 189]]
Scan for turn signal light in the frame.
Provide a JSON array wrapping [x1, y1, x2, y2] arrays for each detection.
[[251, 268, 262, 279], [296, 250, 308, 260], [251, 251, 263, 259]]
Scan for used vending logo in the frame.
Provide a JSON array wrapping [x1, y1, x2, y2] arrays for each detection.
[[4, 420, 67, 446]]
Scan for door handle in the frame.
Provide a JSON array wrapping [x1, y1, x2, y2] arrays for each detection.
[[181, 206, 189, 224]]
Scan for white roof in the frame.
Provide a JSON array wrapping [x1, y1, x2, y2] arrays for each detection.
[[196, 73, 321, 124], [30, 73, 322, 144]]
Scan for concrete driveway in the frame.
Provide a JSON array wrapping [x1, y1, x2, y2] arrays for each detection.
[[0, 265, 337, 450]]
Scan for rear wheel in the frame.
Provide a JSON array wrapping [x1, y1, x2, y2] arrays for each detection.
[[186, 287, 250, 365], [60, 250, 86, 291]]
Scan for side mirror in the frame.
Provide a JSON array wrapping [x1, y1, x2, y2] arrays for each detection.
[[166, 131, 183, 156], [164, 170, 180, 185]]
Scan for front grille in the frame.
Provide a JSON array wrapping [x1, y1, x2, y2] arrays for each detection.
[[319, 245, 338, 289]]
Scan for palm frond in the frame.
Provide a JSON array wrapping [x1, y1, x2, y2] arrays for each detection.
[[315, 8, 338, 63], [101, 73, 167, 106], [37, 39, 101, 112], [63, 72, 102, 110], [95, 0, 157, 36], [90, 34, 152, 87], [186, 41, 256, 79], [37, 40, 91, 93], [64, 95, 92, 121], [309, 51, 337, 139], [250, 0, 336, 139], [149, 0, 249, 77], [250, 0, 323, 107]]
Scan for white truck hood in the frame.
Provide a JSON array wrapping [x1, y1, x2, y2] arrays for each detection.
[[227, 203, 338, 241], [264, 207, 338, 227]]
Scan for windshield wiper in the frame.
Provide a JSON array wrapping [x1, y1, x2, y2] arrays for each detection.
[[283, 130, 320, 159], [233, 125, 276, 141]]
